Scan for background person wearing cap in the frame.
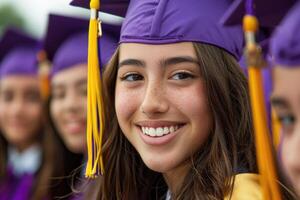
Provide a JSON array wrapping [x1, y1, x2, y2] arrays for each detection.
[[270, 1, 300, 197], [0, 28, 73, 200], [79, 0, 265, 199], [43, 13, 119, 199]]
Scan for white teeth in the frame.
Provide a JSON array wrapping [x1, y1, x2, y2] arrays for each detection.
[[156, 127, 164, 136], [141, 125, 180, 137], [149, 128, 156, 137], [163, 127, 169, 134]]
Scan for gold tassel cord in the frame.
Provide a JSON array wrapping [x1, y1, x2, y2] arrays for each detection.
[[244, 14, 282, 200], [272, 108, 281, 149], [37, 50, 50, 100], [85, 0, 105, 178]]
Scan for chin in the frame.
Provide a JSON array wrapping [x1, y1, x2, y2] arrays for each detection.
[[142, 156, 177, 173], [66, 142, 85, 154]]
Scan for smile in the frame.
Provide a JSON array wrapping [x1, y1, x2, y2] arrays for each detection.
[[141, 125, 182, 137]]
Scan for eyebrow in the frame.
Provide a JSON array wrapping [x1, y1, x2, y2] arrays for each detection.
[[118, 56, 199, 69], [118, 59, 146, 68], [270, 96, 290, 108], [161, 56, 199, 67]]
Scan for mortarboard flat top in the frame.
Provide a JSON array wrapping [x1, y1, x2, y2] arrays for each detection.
[[270, 1, 300, 67], [119, 0, 244, 60], [0, 28, 39, 78], [70, 0, 129, 17]]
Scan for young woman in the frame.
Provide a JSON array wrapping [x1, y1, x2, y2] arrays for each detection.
[[81, 0, 263, 199], [43, 14, 119, 199], [270, 1, 300, 197], [0, 28, 67, 200]]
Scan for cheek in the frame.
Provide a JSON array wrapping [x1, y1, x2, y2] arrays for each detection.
[[169, 82, 210, 121], [115, 84, 142, 129], [281, 136, 296, 175], [26, 103, 43, 124], [50, 101, 61, 124]]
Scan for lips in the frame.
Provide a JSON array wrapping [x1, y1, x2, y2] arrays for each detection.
[[136, 121, 185, 145], [62, 120, 86, 135]]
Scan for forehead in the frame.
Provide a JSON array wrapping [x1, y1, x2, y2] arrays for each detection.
[[51, 64, 87, 86], [0, 75, 39, 89], [272, 66, 300, 98], [119, 42, 196, 61]]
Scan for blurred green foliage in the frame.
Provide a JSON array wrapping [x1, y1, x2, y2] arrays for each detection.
[[0, 4, 24, 36]]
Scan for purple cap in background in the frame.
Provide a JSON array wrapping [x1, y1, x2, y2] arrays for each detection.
[[43, 14, 120, 78], [70, 0, 129, 17], [0, 28, 39, 79], [270, 1, 300, 67]]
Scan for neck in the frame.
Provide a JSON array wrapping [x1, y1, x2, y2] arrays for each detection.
[[163, 161, 190, 194], [14, 141, 39, 153]]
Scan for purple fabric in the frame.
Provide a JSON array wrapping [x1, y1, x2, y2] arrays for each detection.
[[0, 28, 39, 79], [69, 0, 129, 17], [0, 48, 38, 78], [220, 0, 297, 28], [120, 0, 244, 60], [51, 32, 88, 77], [270, 1, 300, 67], [44, 14, 119, 78], [0, 167, 35, 200]]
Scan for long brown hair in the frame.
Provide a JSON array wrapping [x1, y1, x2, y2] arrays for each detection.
[[93, 42, 257, 200]]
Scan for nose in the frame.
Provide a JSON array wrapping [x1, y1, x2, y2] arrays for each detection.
[[10, 99, 24, 117], [140, 81, 169, 117], [63, 90, 82, 113]]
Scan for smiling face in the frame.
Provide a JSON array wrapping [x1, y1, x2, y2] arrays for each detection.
[[50, 64, 87, 154], [0, 75, 43, 151], [272, 66, 300, 196], [115, 42, 213, 176]]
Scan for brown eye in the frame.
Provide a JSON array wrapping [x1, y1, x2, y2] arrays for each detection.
[[0, 91, 13, 102], [278, 114, 296, 133], [171, 72, 194, 80], [25, 90, 41, 102], [51, 89, 65, 100], [121, 73, 144, 82]]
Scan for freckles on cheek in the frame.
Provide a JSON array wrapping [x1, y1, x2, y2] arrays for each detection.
[[115, 87, 140, 123]]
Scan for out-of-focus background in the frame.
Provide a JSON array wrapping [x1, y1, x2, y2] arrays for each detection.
[[0, 0, 89, 37]]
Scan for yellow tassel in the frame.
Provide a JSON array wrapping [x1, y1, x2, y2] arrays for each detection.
[[272, 108, 281, 149], [37, 50, 50, 100], [85, 0, 105, 178], [244, 14, 282, 200]]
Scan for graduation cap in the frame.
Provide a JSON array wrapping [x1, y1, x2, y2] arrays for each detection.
[[270, 1, 300, 67], [0, 28, 39, 79], [43, 14, 119, 77], [70, 0, 129, 17], [221, 0, 297, 199], [120, 0, 244, 60]]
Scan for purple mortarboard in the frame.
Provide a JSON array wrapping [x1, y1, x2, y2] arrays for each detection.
[[0, 28, 39, 79], [70, 0, 129, 17], [270, 1, 300, 67], [120, 0, 244, 60], [220, 0, 297, 29], [43, 14, 119, 78]]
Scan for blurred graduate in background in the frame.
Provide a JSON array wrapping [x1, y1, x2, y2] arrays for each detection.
[[42, 12, 120, 199], [270, 1, 300, 198], [0, 27, 74, 200]]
